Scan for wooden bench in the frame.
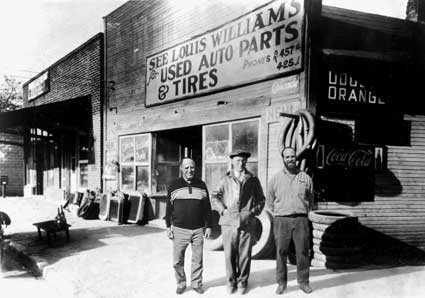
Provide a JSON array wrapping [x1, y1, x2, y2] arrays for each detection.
[[33, 220, 71, 246]]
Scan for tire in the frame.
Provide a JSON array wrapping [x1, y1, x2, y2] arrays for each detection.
[[313, 237, 355, 248], [312, 222, 330, 232], [314, 251, 363, 264], [313, 244, 364, 256], [308, 210, 356, 225], [205, 210, 275, 258], [204, 211, 224, 251], [311, 258, 361, 269], [313, 229, 365, 242], [252, 209, 275, 259]]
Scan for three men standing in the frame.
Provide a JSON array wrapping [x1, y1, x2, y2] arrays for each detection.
[[165, 147, 313, 295], [266, 147, 314, 294], [165, 158, 212, 295], [211, 150, 265, 295]]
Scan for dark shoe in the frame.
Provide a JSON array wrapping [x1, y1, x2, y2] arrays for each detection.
[[275, 283, 287, 295], [176, 286, 186, 295], [299, 283, 313, 294], [237, 286, 247, 295], [193, 285, 205, 294], [226, 285, 236, 294]]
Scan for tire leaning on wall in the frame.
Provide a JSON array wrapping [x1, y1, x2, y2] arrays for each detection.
[[252, 209, 275, 259], [205, 209, 275, 259]]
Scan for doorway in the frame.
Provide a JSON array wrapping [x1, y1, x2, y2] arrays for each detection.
[[153, 126, 202, 194]]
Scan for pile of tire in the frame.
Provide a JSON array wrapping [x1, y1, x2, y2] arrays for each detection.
[[309, 210, 365, 270]]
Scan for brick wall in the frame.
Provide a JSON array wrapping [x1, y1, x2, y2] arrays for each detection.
[[22, 33, 104, 192], [0, 133, 24, 196]]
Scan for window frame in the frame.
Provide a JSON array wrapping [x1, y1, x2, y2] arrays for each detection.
[[202, 118, 260, 186], [119, 133, 152, 193]]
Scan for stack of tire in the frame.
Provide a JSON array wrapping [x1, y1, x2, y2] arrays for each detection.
[[309, 210, 365, 270]]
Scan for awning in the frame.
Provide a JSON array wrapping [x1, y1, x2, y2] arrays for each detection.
[[0, 95, 92, 134]]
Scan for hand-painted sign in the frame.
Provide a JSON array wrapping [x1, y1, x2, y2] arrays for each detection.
[[326, 70, 386, 105], [145, 0, 305, 106], [28, 71, 49, 101]]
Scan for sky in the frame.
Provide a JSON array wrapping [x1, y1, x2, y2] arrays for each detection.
[[0, 0, 409, 87]]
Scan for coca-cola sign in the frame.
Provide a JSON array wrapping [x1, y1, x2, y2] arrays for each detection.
[[316, 145, 383, 170]]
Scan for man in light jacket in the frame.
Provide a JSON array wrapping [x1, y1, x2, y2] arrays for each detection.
[[210, 150, 265, 295]]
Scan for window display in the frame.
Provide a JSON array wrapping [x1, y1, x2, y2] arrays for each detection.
[[203, 119, 259, 192], [119, 134, 151, 192]]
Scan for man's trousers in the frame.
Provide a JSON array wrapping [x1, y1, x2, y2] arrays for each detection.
[[173, 226, 204, 288], [221, 225, 254, 287], [273, 216, 310, 285]]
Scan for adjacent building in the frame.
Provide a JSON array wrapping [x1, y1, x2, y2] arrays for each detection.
[[0, 33, 104, 199]]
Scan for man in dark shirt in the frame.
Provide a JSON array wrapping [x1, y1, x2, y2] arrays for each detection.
[[165, 157, 212, 295]]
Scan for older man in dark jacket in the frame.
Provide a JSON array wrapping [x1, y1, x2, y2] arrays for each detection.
[[211, 150, 265, 295]]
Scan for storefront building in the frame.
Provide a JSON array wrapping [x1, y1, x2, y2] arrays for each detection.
[[103, 0, 425, 251], [103, 0, 310, 220], [0, 33, 104, 199]]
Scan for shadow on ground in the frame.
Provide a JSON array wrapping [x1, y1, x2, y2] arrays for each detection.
[[3, 223, 163, 273]]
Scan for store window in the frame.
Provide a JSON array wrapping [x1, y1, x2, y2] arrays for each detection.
[[119, 134, 151, 192], [79, 135, 89, 188], [203, 119, 259, 192]]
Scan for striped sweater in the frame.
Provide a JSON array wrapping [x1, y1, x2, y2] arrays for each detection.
[[165, 177, 212, 229]]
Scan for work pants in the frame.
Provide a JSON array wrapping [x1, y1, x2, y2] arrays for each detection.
[[173, 226, 204, 288], [221, 225, 254, 287], [274, 216, 310, 285]]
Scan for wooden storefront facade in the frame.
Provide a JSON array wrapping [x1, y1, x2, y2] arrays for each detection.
[[102, 0, 425, 251]]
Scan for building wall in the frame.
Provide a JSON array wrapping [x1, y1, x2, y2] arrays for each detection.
[[316, 115, 425, 250], [23, 33, 104, 193], [104, 0, 425, 252], [104, 0, 308, 189], [0, 133, 24, 196]]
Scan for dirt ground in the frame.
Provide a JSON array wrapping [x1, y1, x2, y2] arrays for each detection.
[[1, 196, 425, 298]]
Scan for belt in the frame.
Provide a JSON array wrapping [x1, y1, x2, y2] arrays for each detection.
[[280, 213, 307, 218]]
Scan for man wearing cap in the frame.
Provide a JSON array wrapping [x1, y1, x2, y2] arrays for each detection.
[[266, 147, 314, 295], [210, 149, 265, 295]]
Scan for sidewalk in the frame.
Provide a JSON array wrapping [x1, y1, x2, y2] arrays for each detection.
[[1, 196, 425, 298]]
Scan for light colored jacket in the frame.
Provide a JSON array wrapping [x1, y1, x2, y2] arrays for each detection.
[[211, 170, 265, 228]]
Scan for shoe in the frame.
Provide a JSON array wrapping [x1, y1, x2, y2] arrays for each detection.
[[226, 285, 236, 294], [275, 283, 287, 295], [299, 283, 313, 294], [237, 286, 247, 295], [176, 286, 186, 295], [193, 285, 205, 294]]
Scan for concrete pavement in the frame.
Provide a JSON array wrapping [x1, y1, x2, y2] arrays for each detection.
[[1, 196, 425, 298]]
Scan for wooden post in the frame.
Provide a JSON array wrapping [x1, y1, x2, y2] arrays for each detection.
[[305, 0, 323, 114]]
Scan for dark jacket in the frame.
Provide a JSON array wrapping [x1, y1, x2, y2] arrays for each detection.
[[210, 170, 265, 228]]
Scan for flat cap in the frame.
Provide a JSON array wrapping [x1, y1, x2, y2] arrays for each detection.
[[229, 149, 251, 159]]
